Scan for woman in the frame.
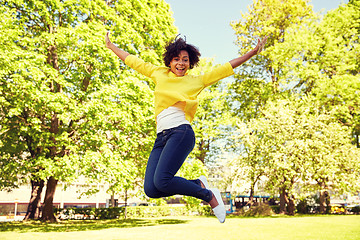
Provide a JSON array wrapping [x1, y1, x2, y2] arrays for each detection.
[[105, 32, 267, 223]]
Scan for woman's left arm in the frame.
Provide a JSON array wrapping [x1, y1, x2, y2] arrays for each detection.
[[229, 36, 268, 69]]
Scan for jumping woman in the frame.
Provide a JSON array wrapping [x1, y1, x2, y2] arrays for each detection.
[[105, 32, 267, 223]]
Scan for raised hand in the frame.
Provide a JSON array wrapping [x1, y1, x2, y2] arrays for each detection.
[[104, 31, 130, 61], [105, 31, 112, 49], [255, 36, 268, 54]]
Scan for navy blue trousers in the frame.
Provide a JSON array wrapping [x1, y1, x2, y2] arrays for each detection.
[[144, 124, 212, 203]]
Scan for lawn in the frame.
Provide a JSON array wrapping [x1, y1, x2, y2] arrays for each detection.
[[1, 215, 360, 240]]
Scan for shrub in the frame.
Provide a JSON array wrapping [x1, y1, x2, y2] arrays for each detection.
[[236, 204, 275, 217], [270, 205, 280, 214], [349, 206, 360, 214], [54, 205, 212, 220], [54, 207, 125, 220]]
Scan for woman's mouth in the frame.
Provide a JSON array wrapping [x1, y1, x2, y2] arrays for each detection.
[[172, 65, 187, 76], [176, 66, 185, 72]]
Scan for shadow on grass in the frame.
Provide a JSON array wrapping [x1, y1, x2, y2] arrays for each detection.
[[0, 218, 188, 233]]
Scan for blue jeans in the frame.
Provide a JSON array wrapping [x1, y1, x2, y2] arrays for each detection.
[[144, 124, 212, 203]]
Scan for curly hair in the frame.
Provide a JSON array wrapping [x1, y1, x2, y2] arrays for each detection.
[[163, 36, 201, 69]]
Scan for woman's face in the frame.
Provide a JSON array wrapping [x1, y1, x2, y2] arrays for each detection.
[[169, 50, 190, 77]]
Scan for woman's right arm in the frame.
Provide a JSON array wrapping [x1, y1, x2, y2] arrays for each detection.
[[105, 32, 158, 80], [105, 32, 130, 62]]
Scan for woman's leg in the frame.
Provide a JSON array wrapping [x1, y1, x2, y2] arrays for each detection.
[[144, 126, 225, 222], [144, 136, 173, 198], [144, 143, 202, 199], [152, 125, 212, 202]]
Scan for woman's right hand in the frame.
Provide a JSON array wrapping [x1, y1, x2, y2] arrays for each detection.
[[105, 31, 112, 49], [104, 31, 130, 61]]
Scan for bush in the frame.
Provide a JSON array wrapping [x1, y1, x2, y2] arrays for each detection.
[[270, 205, 280, 214], [296, 199, 308, 214], [236, 204, 275, 217], [54, 205, 212, 220], [126, 205, 212, 218], [54, 207, 125, 220], [296, 195, 320, 214], [127, 206, 183, 218], [349, 206, 360, 214]]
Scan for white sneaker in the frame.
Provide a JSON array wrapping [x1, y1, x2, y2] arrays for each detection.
[[198, 175, 209, 189], [210, 188, 226, 223]]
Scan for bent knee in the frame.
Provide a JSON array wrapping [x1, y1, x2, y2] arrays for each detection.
[[153, 178, 170, 193], [144, 184, 162, 199]]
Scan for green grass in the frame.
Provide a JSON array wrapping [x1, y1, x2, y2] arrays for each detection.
[[1, 215, 360, 240]]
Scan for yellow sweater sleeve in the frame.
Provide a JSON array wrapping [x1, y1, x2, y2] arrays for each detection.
[[124, 55, 159, 83], [202, 62, 235, 87]]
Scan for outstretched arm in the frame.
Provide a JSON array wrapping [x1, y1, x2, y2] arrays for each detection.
[[105, 32, 130, 62], [229, 36, 268, 69]]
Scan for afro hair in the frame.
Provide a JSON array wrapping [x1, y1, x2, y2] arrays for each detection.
[[163, 36, 201, 69]]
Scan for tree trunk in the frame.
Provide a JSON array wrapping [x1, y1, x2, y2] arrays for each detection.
[[196, 139, 208, 164], [24, 130, 45, 221], [247, 184, 255, 206], [24, 179, 45, 220], [287, 195, 295, 216], [40, 74, 60, 222], [279, 187, 288, 214], [110, 191, 115, 207], [124, 189, 128, 219], [318, 182, 327, 214], [325, 191, 330, 214], [41, 176, 58, 222]]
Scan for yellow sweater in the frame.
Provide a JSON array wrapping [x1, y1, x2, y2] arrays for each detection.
[[124, 55, 234, 122]]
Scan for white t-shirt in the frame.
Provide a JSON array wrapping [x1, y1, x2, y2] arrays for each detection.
[[156, 106, 190, 133]]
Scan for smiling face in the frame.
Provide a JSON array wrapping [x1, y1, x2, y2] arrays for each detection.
[[169, 50, 190, 77]]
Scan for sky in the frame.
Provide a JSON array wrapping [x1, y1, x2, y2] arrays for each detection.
[[165, 0, 347, 64]]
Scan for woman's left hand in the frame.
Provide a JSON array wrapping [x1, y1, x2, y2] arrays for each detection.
[[255, 36, 268, 54]]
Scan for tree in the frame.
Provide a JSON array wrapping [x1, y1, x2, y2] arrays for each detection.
[[231, 121, 271, 206], [268, 0, 360, 145], [233, 97, 360, 214], [0, 5, 51, 220], [264, 1, 360, 211], [230, 0, 316, 121], [77, 75, 155, 218], [0, 0, 176, 222], [230, 0, 360, 214], [229, 0, 317, 213]]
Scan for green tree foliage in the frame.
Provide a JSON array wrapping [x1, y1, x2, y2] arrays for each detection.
[[229, 0, 317, 212], [177, 158, 207, 209], [230, 0, 316, 120], [189, 59, 234, 164], [233, 97, 360, 214], [0, 0, 177, 222], [0, 6, 29, 190], [269, 0, 360, 146], [230, 0, 360, 214]]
